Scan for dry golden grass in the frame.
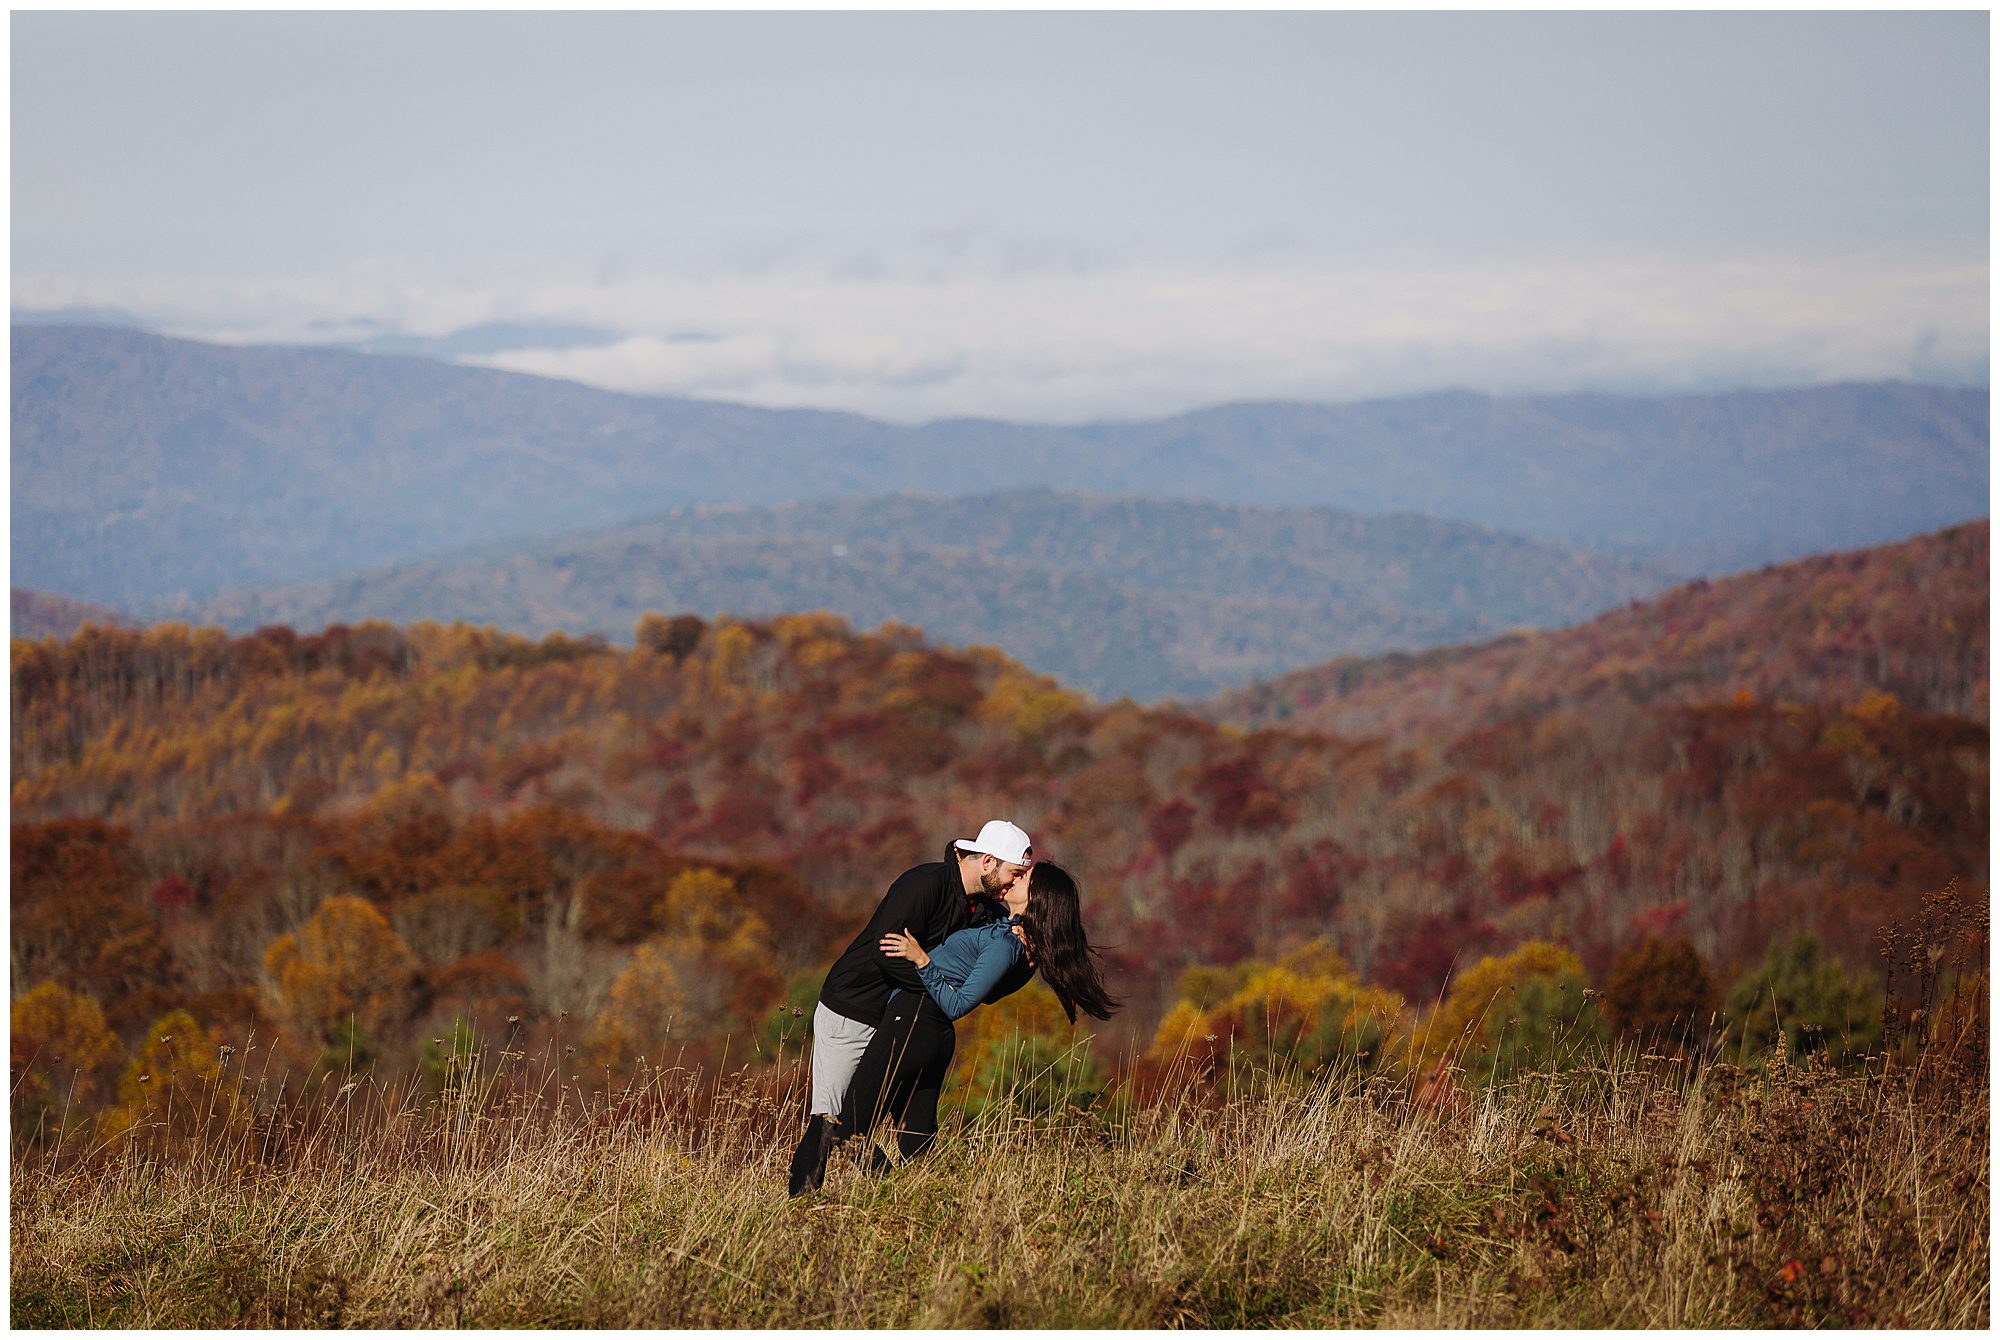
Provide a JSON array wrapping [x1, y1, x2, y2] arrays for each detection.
[[10, 1032, 1988, 1329]]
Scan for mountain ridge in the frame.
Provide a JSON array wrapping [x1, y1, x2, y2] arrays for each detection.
[[15, 324, 1986, 610], [1205, 519, 1990, 734], [10, 587, 133, 641], [156, 489, 1677, 702]]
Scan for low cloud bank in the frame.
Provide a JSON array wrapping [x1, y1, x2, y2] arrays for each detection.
[[16, 243, 1985, 422]]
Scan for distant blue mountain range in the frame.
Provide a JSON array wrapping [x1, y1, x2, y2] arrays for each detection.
[[13, 324, 1988, 622]]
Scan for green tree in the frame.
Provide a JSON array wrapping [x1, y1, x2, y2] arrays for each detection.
[[418, 1020, 487, 1102], [753, 968, 825, 1061], [953, 987, 1105, 1119], [1722, 934, 1882, 1069], [1422, 942, 1609, 1087]]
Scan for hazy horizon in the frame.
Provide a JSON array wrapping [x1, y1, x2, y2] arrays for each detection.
[[7, 317, 1989, 432], [13, 11, 1989, 423]]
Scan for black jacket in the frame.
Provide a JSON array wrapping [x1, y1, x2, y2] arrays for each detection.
[[819, 858, 1033, 1027]]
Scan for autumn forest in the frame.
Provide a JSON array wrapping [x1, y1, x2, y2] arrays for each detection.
[[9, 520, 1988, 1147]]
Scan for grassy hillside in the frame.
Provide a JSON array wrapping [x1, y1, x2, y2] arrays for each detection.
[[1210, 520, 1989, 736], [165, 491, 1677, 702], [11, 1047, 1986, 1327]]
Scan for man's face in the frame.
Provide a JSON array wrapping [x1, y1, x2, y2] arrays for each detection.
[[981, 856, 1030, 898]]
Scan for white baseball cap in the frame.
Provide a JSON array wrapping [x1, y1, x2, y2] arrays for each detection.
[[954, 819, 1033, 866]]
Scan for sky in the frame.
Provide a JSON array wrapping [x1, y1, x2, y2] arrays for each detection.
[[11, 10, 1990, 423]]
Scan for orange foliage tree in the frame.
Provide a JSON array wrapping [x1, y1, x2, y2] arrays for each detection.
[[583, 866, 785, 1077], [588, 942, 687, 1072], [1602, 936, 1716, 1050], [261, 895, 419, 1048]]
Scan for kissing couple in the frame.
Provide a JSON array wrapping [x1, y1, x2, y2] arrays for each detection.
[[787, 819, 1118, 1195]]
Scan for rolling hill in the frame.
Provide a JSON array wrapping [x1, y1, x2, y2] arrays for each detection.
[[14, 324, 1986, 610], [161, 491, 1676, 702], [1206, 519, 1990, 736]]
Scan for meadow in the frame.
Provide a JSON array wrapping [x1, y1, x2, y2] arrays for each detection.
[[11, 1015, 1987, 1330]]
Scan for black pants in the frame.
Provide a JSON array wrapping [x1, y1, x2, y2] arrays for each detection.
[[835, 990, 955, 1161]]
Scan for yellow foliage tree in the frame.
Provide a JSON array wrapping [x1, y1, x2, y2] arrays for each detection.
[[10, 981, 123, 1123], [262, 894, 419, 1043], [1851, 689, 1902, 722], [583, 866, 787, 1077], [95, 1009, 237, 1152], [1416, 940, 1607, 1084], [362, 771, 453, 827], [706, 623, 756, 700], [1325, 980, 1411, 1067], [1145, 939, 1410, 1077], [955, 980, 1073, 1079], [1149, 1001, 1210, 1058], [1225, 965, 1331, 1058], [1275, 938, 1355, 982], [977, 666, 1085, 743], [771, 611, 850, 650], [657, 867, 744, 942], [793, 637, 848, 673], [1421, 941, 1584, 1050]]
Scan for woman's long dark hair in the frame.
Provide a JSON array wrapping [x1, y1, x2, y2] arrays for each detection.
[[1018, 861, 1120, 1023]]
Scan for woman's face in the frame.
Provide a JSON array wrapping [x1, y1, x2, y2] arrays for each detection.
[[1002, 869, 1032, 918]]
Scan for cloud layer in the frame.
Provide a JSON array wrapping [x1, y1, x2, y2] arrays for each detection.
[[16, 240, 1986, 424]]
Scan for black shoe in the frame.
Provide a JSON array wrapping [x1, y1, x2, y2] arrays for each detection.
[[787, 1115, 837, 1197]]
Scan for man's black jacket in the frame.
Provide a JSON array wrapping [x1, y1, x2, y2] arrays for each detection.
[[818, 858, 1033, 1027]]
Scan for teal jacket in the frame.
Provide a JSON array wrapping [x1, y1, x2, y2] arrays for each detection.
[[913, 916, 1029, 1020]]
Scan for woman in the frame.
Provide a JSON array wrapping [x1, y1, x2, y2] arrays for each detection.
[[828, 860, 1118, 1172], [885, 858, 1118, 1025]]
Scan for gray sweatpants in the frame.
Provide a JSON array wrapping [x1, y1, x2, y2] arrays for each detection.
[[808, 1002, 876, 1116]]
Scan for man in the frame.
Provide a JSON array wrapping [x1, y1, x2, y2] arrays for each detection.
[[786, 819, 1034, 1196]]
